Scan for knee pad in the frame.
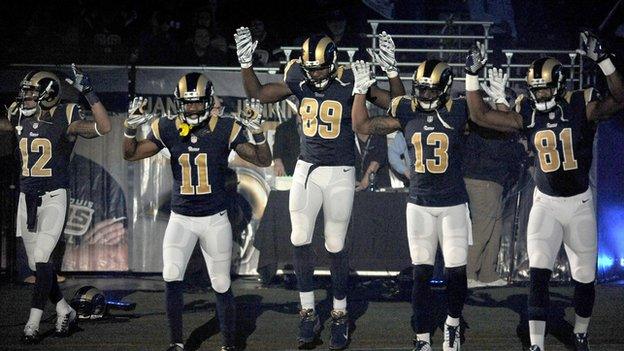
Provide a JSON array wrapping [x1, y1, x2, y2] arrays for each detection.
[[324, 234, 346, 253], [571, 264, 596, 284], [409, 239, 436, 266], [573, 279, 595, 318], [163, 263, 183, 282], [528, 267, 551, 321], [444, 235, 468, 268], [210, 274, 231, 294], [290, 229, 312, 247]]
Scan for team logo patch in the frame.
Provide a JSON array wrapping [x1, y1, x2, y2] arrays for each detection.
[[191, 135, 198, 144], [548, 112, 555, 120], [427, 115, 433, 123], [33, 122, 39, 129], [64, 203, 95, 236]]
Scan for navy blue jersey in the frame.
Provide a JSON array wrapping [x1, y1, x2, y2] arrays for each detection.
[[147, 115, 247, 216], [390, 96, 469, 207], [284, 59, 356, 166], [12, 103, 82, 194], [517, 89, 598, 197]]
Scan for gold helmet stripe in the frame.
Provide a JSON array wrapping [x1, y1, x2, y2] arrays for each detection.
[[178, 75, 188, 96], [430, 62, 450, 84], [302, 38, 310, 63], [196, 74, 208, 96], [315, 37, 333, 65]]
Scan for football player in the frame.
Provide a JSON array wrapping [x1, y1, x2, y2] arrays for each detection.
[[122, 72, 271, 351], [464, 32, 624, 351], [0, 64, 111, 343], [351, 59, 473, 351], [234, 27, 405, 350]]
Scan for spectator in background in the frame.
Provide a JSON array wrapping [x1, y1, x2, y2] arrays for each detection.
[[249, 18, 282, 67], [178, 26, 229, 66], [324, 9, 367, 62], [463, 87, 525, 288], [387, 131, 410, 186], [131, 11, 180, 65], [355, 132, 391, 191], [273, 117, 300, 176]]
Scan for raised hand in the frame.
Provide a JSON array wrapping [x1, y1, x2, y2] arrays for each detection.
[[578, 30, 608, 63], [65, 63, 93, 94], [124, 96, 152, 129], [238, 98, 264, 134], [465, 41, 487, 75], [352, 60, 376, 95], [480, 68, 509, 107], [234, 27, 258, 68], [368, 31, 398, 77]]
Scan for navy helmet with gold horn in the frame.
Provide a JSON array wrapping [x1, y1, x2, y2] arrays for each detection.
[[174, 72, 214, 127], [526, 57, 566, 112], [18, 71, 62, 115], [412, 59, 453, 111], [300, 34, 338, 91]]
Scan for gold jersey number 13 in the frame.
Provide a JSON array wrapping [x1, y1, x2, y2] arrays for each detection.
[[178, 153, 212, 195]]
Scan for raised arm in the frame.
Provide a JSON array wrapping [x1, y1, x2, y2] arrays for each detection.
[[0, 104, 17, 131], [122, 97, 161, 161], [65, 64, 112, 138], [233, 98, 272, 167], [579, 31, 624, 121], [367, 31, 406, 109], [465, 44, 522, 132], [235, 26, 293, 103]]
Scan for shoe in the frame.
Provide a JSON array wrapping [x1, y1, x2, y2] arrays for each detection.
[[21, 324, 40, 344], [443, 323, 461, 351], [528, 345, 542, 351], [485, 279, 508, 287], [57, 274, 66, 283], [297, 308, 320, 349], [23, 275, 36, 284], [55, 307, 77, 336], [574, 333, 589, 351], [220, 346, 236, 351], [167, 344, 184, 351], [467, 279, 487, 289], [412, 339, 432, 351], [329, 310, 349, 350]]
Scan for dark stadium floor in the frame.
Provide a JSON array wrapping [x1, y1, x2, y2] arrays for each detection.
[[1, 276, 623, 351]]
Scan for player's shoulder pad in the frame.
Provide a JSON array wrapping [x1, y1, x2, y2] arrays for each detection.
[[389, 95, 413, 117], [335, 64, 352, 82], [228, 118, 244, 146], [564, 88, 596, 106], [56, 103, 81, 124], [150, 116, 164, 142], [283, 59, 303, 82]]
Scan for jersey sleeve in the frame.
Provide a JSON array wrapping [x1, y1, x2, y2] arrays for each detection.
[[450, 98, 469, 128], [228, 120, 248, 150], [146, 118, 165, 150]]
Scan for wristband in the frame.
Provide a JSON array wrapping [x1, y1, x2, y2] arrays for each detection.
[[85, 91, 100, 106], [598, 57, 616, 76], [465, 74, 480, 92], [124, 127, 137, 138], [386, 69, 398, 79], [252, 132, 266, 144], [241, 62, 252, 69]]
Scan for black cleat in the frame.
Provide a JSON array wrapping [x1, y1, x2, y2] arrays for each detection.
[[412, 339, 432, 351], [166, 344, 184, 351], [329, 310, 349, 350], [220, 346, 237, 351], [55, 308, 77, 336], [297, 308, 320, 349], [21, 324, 41, 344], [528, 345, 542, 351], [443, 323, 460, 351], [574, 333, 590, 351]]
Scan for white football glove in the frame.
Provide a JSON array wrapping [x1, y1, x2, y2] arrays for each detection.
[[124, 96, 152, 129], [352, 60, 376, 95], [237, 98, 264, 134], [234, 27, 258, 69], [480, 68, 509, 107], [367, 31, 398, 78]]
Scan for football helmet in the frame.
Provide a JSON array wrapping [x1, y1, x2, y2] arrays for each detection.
[[174, 72, 214, 126], [70, 286, 107, 320], [412, 59, 453, 111], [18, 71, 61, 116], [300, 35, 338, 91], [526, 57, 566, 112]]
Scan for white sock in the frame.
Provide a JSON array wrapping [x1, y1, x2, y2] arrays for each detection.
[[529, 320, 546, 349], [56, 298, 72, 314], [27, 308, 43, 328], [300, 291, 315, 310], [574, 314, 590, 334], [333, 297, 347, 312], [416, 333, 430, 343], [445, 316, 460, 327]]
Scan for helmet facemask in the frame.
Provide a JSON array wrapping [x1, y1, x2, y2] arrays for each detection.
[[526, 58, 565, 112], [301, 61, 336, 91]]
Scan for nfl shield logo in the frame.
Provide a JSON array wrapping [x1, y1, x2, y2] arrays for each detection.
[[427, 116, 433, 123], [191, 135, 198, 144], [33, 122, 39, 129], [549, 112, 555, 120]]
